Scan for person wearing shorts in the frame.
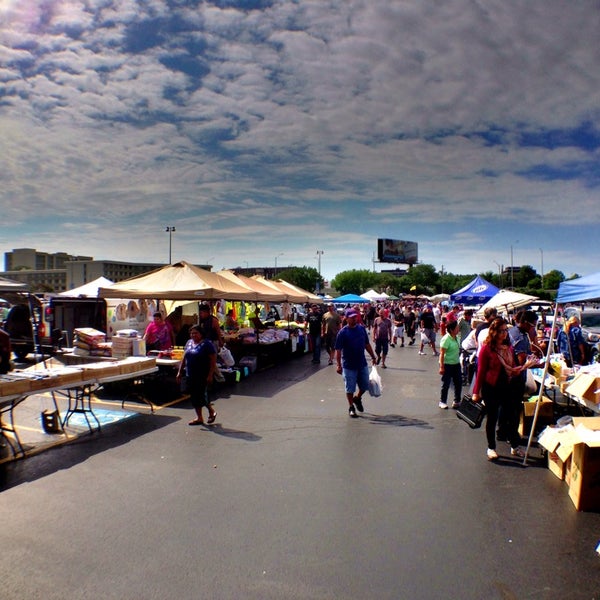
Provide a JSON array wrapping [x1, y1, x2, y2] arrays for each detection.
[[335, 309, 377, 418]]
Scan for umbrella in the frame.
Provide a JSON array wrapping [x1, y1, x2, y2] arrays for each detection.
[[476, 290, 538, 317]]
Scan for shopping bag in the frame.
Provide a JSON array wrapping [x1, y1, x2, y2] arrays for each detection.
[[456, 394, 486, 429], [368, 365, 382, 397], [219, 345, 235, 367]]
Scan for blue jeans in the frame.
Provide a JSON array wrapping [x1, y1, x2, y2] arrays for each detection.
[[310, 334, 321, 362]]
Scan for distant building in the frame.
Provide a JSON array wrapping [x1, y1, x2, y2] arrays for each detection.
[[1, 248, 212, 293]]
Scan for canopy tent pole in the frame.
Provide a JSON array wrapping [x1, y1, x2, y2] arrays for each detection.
[[522, 301, 560, 465]]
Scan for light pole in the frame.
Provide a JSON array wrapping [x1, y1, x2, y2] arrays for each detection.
[[316, 250, 324, 275], [165, 226, 176, 263], [540, 248, 544, 290], [493, 260, 503, 288], [274, 253, 284, 270], [510, 240, 518, 289]]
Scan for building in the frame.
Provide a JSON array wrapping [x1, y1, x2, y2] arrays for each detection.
[[1, 248, 215, 293]]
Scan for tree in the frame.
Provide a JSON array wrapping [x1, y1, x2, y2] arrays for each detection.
[[277, 266, 323, 293], [401, 264, 438, 295], [543, 269, 565, 291], [516, 265, 537, 288], [331, 269, 380, 295]]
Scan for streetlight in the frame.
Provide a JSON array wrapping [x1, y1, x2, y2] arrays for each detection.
[[316, 250, 324, 276], [274, 253, 284, 269], [510, 241, 519, 289], [205, 257, 214, 269], [165, 226, 176, 263], [493, 260, 503, 288], [540, 248, 544, 290]]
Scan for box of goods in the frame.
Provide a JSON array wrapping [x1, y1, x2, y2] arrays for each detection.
[[116, 329, 139, 337], [81, 362, 121, 381], [238, 355, 258, 373], [89, 342, 113, 357], [0, 374, 32, 397], [519, 397, 555, 437], [537, 425, 580, 482], [568, 417, 600, 511], [51, 367, 84, 387], [111, 336, 133, 359], [74, 328, 106, 347], [566, 373, 600, 404], [117, 356, 156, 375], [26, 370, 60, 392]]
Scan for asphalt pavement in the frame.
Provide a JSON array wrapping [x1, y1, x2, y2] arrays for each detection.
[[1, 342, 600, 600]]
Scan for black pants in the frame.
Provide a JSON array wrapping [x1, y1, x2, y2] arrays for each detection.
[[440, 363, 462, 405], [482, 381, 521, 450]]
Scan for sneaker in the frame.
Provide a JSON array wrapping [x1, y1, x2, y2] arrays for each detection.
[[390, 343, 395, 348], [353, 396, 364, 412], [487, 448, 498, 461], [349, 405, 358, 418], [451, 401, 461, 409], [418, 351, 426, 355], [438, 402, 448, 409], [511, 447, 525, 458]]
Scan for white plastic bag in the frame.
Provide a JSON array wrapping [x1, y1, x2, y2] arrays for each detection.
[[219, 345, 235, 367], [368, 365, 382, 397]]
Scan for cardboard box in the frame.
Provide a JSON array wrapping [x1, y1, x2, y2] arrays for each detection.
[[538, 424, 581, 482], [519, 397, 554, 437], [566, 373, 600, 404], [567, 417, 600, 511]]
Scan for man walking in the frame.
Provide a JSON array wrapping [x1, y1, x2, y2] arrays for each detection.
[[418, 304, 438, 356], [335, 308, 377, 418], [322, 303, 342, 365], [306, 303, 323, 364], [372, 308, 393, 368]]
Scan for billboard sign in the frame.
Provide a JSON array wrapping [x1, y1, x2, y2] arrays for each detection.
[[377, 239, 418, 264]]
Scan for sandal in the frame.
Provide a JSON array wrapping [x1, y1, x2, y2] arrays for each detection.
[[207, 412, 217, 424], [188, 419, 204, 426]]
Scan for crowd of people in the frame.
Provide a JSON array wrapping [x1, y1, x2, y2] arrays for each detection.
[[148, 295, 595, 459], [320, 298, 574, 460]]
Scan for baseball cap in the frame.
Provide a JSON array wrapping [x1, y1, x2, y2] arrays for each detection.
[[345, 309, 359, 318]]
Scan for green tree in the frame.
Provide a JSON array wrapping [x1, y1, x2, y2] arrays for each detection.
[[277, 266, 323, 293], [401, 264, 438, 295], [543, 269, 565, 291], [331, 269, 380, 295], [516, 265, 537, 288]]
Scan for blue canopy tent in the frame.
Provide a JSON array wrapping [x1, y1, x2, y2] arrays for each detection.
[[331, 293, 371, 304], [450, 276, 499, 304], [524, 272, 600, 464], [556, 272, 600, 303]]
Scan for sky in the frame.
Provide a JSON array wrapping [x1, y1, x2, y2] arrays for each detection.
[[1, 0, 599, 285]]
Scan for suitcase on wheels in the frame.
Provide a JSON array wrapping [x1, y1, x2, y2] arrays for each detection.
[[456, 394, 486, 429]]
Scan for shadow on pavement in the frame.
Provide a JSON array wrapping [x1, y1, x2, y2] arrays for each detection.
[[366, 413, 434, 429], [0, 412, 178, 491], [203, 423, 262, 442]]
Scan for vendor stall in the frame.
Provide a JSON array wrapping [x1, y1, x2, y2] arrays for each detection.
[[525, 271, 600, 463]]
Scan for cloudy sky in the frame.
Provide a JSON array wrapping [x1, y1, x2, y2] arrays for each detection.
[[1, 0, 599, 283]]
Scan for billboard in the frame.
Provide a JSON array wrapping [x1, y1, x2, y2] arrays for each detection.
[[377, 239, 418, 264]]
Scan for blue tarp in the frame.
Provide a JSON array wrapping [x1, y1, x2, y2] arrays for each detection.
[[450, 275, 499, 304], [331, 293, 371, 304], [556, 272, 600, 303]]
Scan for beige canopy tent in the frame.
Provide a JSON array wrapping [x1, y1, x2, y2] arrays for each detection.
[[98, 261, 258, 301], [250, 276, 322, 304], [275, 279, 324, 304], [217, 270, 287, 303]]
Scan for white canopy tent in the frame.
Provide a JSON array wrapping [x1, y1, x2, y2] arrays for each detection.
[[361, 289, 388, 302]]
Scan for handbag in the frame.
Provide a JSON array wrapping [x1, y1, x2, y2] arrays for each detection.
[[456, 394, 486, 429]]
